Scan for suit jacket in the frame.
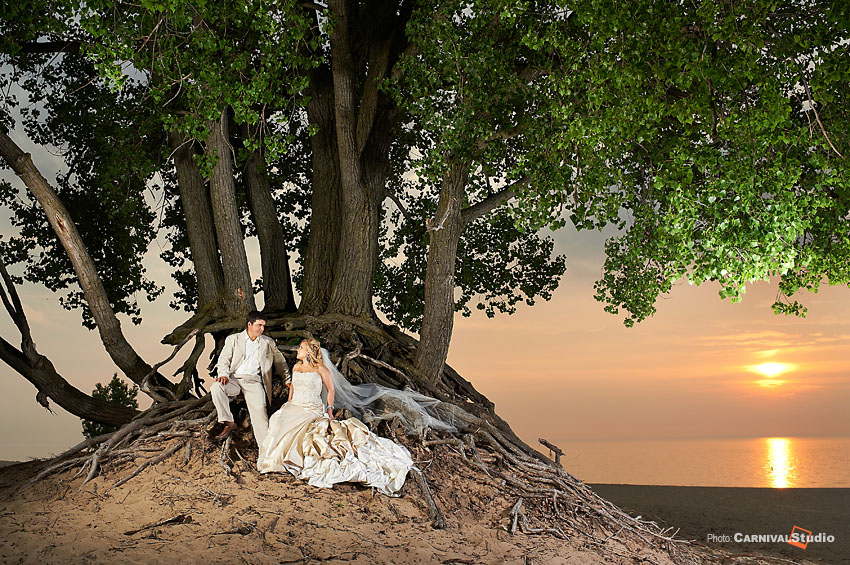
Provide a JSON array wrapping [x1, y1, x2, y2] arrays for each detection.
[[216, 331, 290, 405]]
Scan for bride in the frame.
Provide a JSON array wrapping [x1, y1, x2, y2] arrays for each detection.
[[258, 337, 414, 495]]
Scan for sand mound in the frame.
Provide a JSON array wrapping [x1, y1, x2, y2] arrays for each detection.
[[0, 433, 810, 564], [0, 430, 685, 565]]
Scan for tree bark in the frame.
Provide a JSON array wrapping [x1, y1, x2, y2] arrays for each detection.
[[0, 128, 163, 387], [169, 131, 225, 311], [299, 66, 343, 315], [206, 108, 256, 317], [241, 123, 297, 314], [414, 162, 470, 382]]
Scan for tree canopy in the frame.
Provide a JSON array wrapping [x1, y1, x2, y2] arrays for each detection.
[[0, 0, 848, 414], [570, 0, 849, 324]]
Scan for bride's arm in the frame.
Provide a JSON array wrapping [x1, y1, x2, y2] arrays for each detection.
[[287, 380, 294, 402], [318, 365, 335, 419]]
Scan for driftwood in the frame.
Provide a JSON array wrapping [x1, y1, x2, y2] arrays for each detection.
[[211, 524, 254, 536]]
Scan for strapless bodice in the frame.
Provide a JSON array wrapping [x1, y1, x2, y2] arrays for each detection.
[[290, 370, 323, 406]]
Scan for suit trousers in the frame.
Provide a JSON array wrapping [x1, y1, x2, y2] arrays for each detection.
[[211, 373, 269, 446]]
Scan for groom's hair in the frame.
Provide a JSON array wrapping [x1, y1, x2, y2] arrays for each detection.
[[246, 310, 265, 326]]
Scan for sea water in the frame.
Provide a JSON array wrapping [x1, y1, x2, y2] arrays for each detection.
[[543, 436, 850, 488]]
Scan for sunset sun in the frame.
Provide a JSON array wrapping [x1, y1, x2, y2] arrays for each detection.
[[748, 362, 796, 388], [751, 362, 793, 378]]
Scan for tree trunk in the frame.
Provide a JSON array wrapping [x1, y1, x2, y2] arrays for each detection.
[[414, 162, 470, 383], [241, 123, 296, 314], [299, 66, 343, 315], [0, 336, 138, 426], [326, 166, 381, 318], [0, 129, 163, 387], [169, 131, 225, 311], [206, 108, 256, 317], [325, 0, 391, 318]]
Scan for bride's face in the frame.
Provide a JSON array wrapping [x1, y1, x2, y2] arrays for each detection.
[[296, 343, 307, 361]]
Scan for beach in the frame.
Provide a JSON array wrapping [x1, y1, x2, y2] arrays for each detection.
[[1, 449, 842, 564], [591, 483, 848, 563]]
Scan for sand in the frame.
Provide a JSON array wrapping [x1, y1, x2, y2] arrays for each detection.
[[591, 484, 848, 564], [0, 452, 676, 565], [0, 446, 835, 565]]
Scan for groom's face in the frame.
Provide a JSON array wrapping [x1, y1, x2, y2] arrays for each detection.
[[247, 319, 266, 340]]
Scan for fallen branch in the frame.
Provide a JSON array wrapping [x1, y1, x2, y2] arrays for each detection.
[[211, 522, 255, 536]]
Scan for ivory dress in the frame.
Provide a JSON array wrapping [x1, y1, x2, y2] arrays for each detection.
[[258, 370, 414, 495]]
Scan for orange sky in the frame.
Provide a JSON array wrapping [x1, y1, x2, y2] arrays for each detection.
[[448, 227, 850, 446], [1, 133, 849, 461]]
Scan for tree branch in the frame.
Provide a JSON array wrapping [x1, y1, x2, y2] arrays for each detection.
[[475, 123, 526, 151], [383, 189, 413, 223], [0, 128, 166, 390], [17, 41, 82, 54], [0, 258, 37, 363], [802, 77, 844, 159], [0, 262, 139, 426], [356, 41, 393, 156], [460, 177, 528, 226], [299, 1, 327, 10]]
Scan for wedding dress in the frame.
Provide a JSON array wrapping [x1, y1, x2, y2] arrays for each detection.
[[258, 367, 414, 495]]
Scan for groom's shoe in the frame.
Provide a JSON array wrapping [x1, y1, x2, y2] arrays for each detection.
[[214, 421, 238, 441]]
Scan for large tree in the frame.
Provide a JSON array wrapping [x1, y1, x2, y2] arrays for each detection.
[[0, 0, 848, 427]]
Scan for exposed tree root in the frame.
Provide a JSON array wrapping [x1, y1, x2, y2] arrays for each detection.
[[219, 436, 237, 480], [30, 315, 700, 564], [410, 467, 446, 529]]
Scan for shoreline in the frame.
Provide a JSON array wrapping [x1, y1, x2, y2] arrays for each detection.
[[590, 483, 848, 563]]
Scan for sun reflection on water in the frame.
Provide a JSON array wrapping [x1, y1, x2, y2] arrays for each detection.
[[766, 437, 796, 488]]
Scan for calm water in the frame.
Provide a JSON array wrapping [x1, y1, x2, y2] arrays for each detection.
[[547, 436, 850, 488]]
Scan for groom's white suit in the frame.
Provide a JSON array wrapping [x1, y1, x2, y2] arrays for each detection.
[[212, 330, 290, 446]]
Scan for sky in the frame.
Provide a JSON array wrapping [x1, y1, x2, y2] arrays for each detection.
[[450, 226, 850, 446], [1, 127, 849, 463]]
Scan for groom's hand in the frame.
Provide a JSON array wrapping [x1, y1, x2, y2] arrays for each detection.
[[215, 375, 229, 385]]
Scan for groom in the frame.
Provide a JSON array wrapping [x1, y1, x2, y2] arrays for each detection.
[[211, 310, 290, 445]]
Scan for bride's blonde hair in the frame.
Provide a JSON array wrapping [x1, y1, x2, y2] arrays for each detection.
[[301, 337, 323, 367]]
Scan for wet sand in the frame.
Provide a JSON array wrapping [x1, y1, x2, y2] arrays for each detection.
[[591, 484, 849, 563]]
